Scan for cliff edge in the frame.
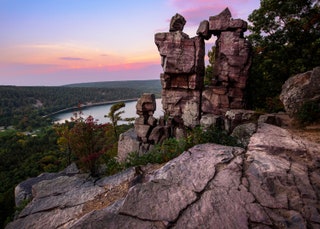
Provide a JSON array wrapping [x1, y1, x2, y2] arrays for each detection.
[[6, 122, 320, 228]]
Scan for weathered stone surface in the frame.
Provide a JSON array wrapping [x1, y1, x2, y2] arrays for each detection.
[[280, 66, 320, 117], [119, 144, 244, 222], [169, 13, 186, 32], [14, 163, 80, 207], [7, 174, 105, 229], [197, 20, 211, 40], [209, 7, 232, 32], [136, 93, 156, 116], [117, 128, 140, 162], [224, 109, 258, 132], [162, 89, 201, 118], [200, 114, 221, 129], [7, 123, 320, 228], [14, 173, 61, 207], [231, 122, 257, 147], [134, 124, 150, 139], [155, 31, 195, 74], [246, 123, 320, 225], [148, 126, 165, 144], [258, 113, 282, 126], [181, 101, 200, 128]]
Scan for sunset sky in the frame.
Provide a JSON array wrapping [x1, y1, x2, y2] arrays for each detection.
[[0, 0, 260, 86]]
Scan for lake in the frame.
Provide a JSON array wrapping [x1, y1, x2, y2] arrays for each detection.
[[54, 99, 163, 124]]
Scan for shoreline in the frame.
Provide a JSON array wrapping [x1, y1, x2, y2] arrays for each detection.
[[44, 98, 138, 117]]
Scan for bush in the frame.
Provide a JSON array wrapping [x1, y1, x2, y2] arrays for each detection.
[[296, 101, 320, 125], [125, 126, 242, 167]]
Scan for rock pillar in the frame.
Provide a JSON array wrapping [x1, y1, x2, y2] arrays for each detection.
[[155, 14, 205, 134], [201, 8, 252, 115]]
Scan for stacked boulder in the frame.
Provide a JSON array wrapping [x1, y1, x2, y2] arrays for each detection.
[[201, 8, 252, 115], [134, 93, 169, 152], [155, 13, 205, 134]]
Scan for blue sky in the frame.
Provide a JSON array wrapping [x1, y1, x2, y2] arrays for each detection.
[[0, 0, 260, 86]]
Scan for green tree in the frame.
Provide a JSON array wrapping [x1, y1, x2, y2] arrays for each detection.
[[105, 102, 125, 138], [54, 122, 74, 165], [204, 46, 216, 86], [68, 116, 113, 176], [247, 0, 320, 110]]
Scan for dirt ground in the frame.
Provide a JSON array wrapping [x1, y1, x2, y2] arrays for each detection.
[[277, 113, 320, 144]]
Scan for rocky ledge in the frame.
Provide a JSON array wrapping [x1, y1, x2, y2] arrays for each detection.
[[6, 122, 320, 229]]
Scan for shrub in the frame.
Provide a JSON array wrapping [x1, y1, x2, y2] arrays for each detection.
[[296, 101, 320, 125], [125, 125, 242, 167]]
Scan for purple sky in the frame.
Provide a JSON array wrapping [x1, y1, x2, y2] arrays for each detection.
[[0, 0, 260, 86]]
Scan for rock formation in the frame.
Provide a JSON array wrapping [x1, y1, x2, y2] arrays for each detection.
[[280, 66, 320, 117], [155, 13, 205, 133], [118, 8, 253, 160], [201, 8, 252, 115], [7, 122, 320, 228], [154, 8, 251, 137]]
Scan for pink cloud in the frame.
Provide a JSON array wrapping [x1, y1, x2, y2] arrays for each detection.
[[60, 57, 90, 61], [169, 0, 260, 26], [0, 61, 162, 86]]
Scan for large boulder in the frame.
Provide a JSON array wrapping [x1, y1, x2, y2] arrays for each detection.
[[280, 66, 320, 117], [117, 128, 140, 162], [169, 13, 186, 32]]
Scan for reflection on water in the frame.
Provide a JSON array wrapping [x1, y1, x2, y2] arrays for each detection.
[[54, 99, 163, 124]]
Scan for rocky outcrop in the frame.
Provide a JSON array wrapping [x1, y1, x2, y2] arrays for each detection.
[[117, 129, 140, 162], [155, 14, 205, 132], [280, 66, 320, 117], [202, 8, 251, 115], [153, 8, 251, 139], [8, 123, 320, 228]]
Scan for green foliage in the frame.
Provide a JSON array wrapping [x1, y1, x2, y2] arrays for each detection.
[[0, 128, 63, 227], [186, 126, 242, 148], [66, 116, 113, 176], [125, 126, 242, 167], [296, 101, 320, 124], [204, 46, 216, 86], [247, 0, 320, 110], [125, 138, 185, 167], [0, 81, 160, 129], [14, 198, 31, 217]]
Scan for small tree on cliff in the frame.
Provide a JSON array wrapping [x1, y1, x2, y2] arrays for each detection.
[[55, 115, 113, 176], [246, 0, 320, 110], [68, 116, 113, 176], [105, 102, 125, 139]]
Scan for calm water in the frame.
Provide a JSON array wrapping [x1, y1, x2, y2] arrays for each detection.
[[54, 99, 163, 124]]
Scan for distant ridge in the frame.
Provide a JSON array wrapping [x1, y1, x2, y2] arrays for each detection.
[[63, 79, 161, 89]]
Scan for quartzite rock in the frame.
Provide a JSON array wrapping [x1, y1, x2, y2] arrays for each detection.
[[136, 93, 156, 116], [196, 20, 211, 40], [155, 13, 205, 135], [280, 66, 320, 117], [7, 123, 320, 228], [117, 129, 140, 162], [169, 13, 186, 32]]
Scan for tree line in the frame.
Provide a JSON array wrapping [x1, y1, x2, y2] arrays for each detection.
[[0, 84, 160, 130]]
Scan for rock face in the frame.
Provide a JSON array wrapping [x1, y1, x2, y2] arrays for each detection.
[[280, 66, 320, 117], [117, 129, 139, 162], [8, 123, 320, 228]]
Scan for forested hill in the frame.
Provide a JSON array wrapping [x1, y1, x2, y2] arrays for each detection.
[[0, 80, 161, 129], [64, 79, 161, 95]]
